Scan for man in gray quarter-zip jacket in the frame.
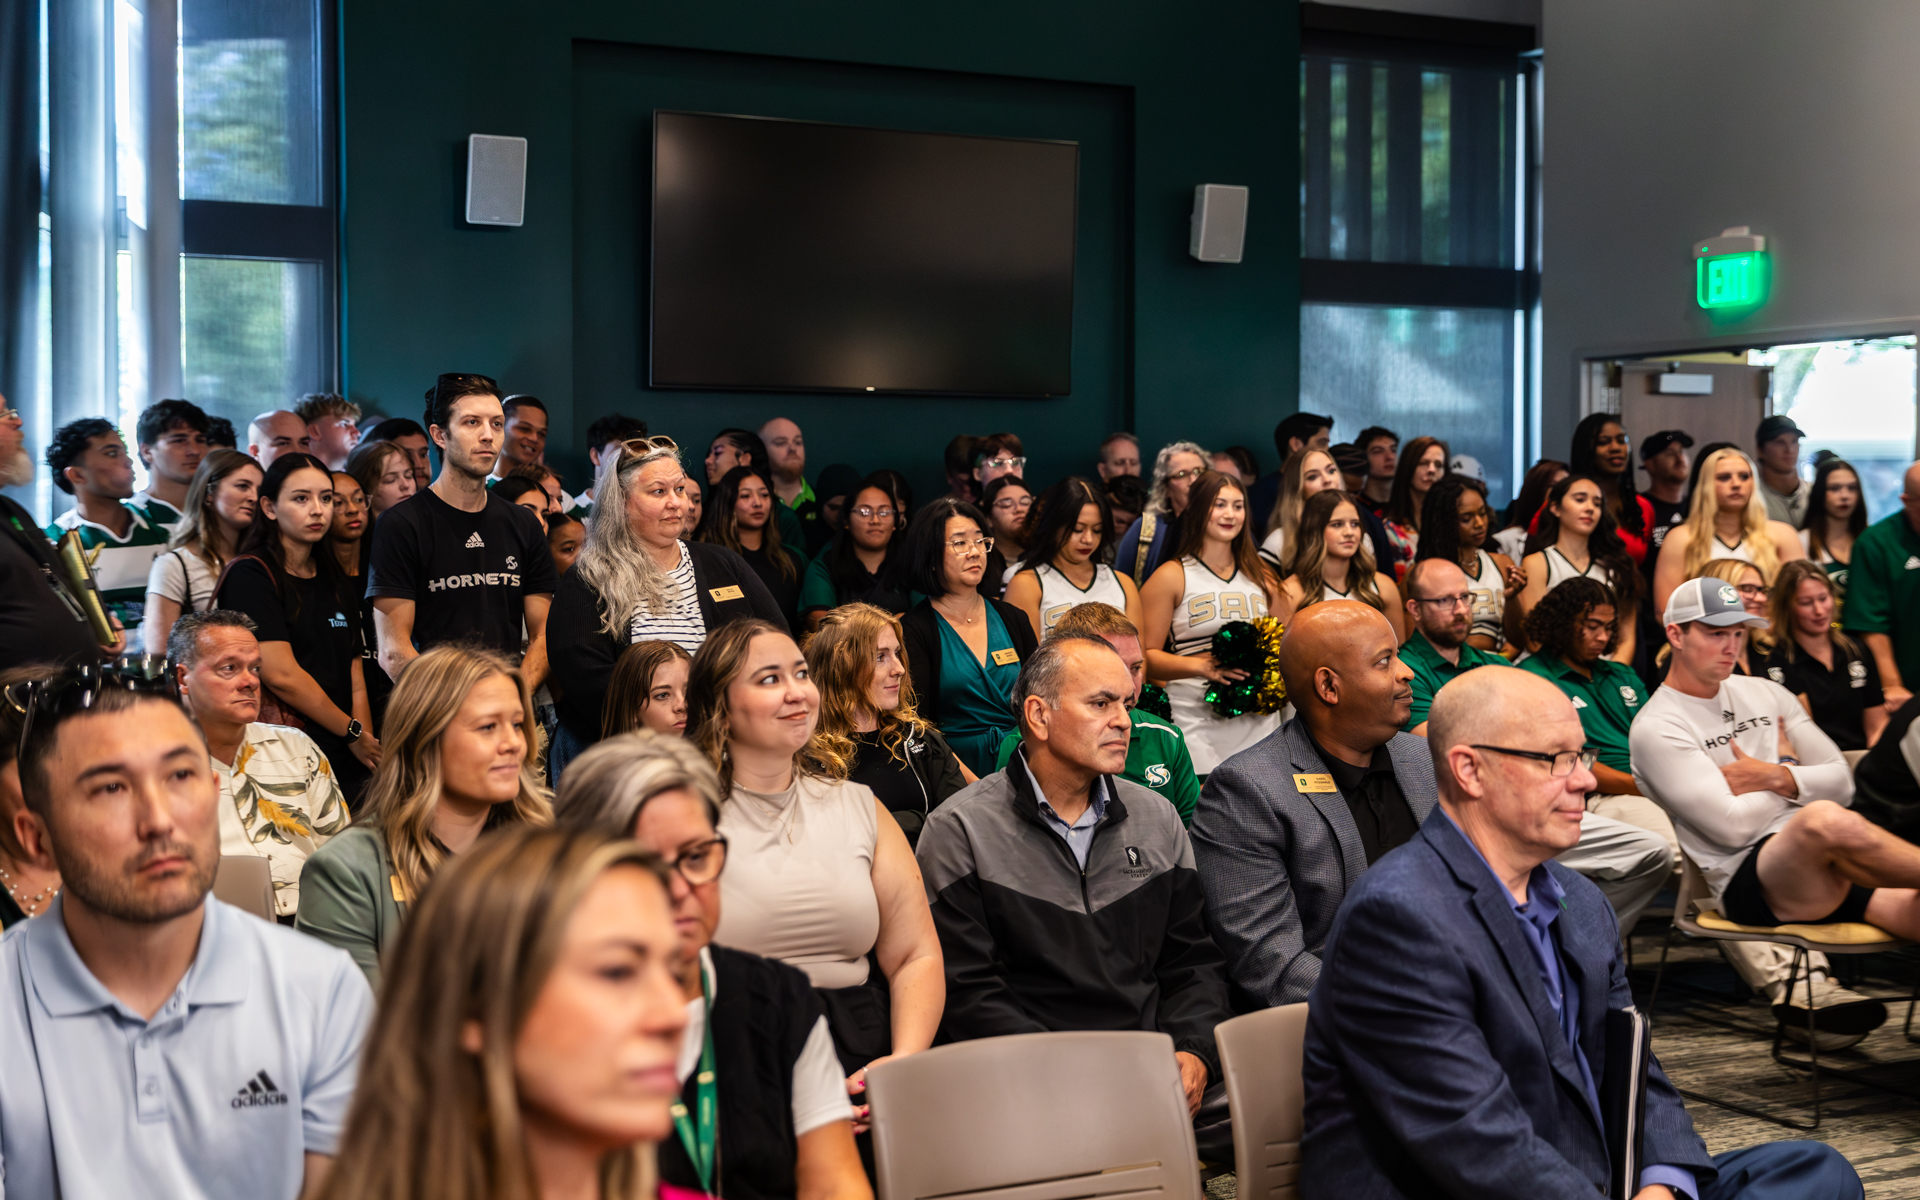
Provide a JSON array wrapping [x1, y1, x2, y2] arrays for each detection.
[[916, 635, 1233, 1157]]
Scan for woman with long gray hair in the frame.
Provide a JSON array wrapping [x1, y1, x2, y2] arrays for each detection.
[[1113, 440, 1209, 584], [547, 436, 787, 776]]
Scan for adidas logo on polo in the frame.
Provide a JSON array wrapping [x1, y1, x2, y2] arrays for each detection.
[[465, 532, 486, 549], [232, 1070, 289, 1109], [1906, 555, 1920, 571], [1571, 696, 1588, 709]]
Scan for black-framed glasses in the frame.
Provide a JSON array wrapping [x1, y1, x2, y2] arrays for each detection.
[[663, 836, 728, 887], [8, 658, 177, 756], [1412, 592, 1474, 610], [1735, 583, 1770, 600], [1470, 744, 1599, 777]]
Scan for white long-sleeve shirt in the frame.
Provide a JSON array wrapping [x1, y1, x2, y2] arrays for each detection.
[[1629, 674, 1853, 905]]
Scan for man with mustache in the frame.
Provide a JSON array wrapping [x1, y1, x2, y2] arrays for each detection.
[[0, 661, 372, 1198], [0, 393, 121, 670]]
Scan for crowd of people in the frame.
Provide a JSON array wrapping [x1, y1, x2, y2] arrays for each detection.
[[2, 377, 1913, 1198]]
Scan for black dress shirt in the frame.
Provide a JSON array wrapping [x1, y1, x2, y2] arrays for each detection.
[[1306, 732, 1418, 865]]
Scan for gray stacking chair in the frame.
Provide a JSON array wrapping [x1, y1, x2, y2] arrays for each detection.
[[1216, 1003, 1309, 1200]]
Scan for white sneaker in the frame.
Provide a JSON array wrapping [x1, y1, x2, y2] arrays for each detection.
[[1768, 971, 1887, 1050]]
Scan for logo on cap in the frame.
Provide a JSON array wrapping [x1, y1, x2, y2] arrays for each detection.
[[1716, 583, 1740, 606]]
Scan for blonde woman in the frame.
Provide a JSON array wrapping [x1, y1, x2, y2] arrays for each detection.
[[548, 436, 787, 774], [317, 826, 686, 1200], [554, 734, 871, 1200], [142, 448, 263, 654], [807, 603, 970, 846], [296, 645, 553, 986], [1761, 559, 1887, 751], [1259, 446, 1343, 572], [1275, 489, 1405, 640], [1653, 446, 1804, 616], [1656, 558, 1774, 680], [686, 619, 944, 1108]]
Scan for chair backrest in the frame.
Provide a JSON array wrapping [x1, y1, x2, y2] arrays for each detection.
[[1676, 850, 1713, 919], [1216, 1004, 1309, 1200], [867, 1031, 1201, 1200], [1844, 748, 1869, 771], [213, 855, 274, 921]]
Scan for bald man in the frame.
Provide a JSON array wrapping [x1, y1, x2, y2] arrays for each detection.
[[1302, 668, 1859, 1200], [246, 411, 311, 469], [760, 417, 826, 552], [1842, 459, 1920, 712], [1195, 603, 1671, 1011]]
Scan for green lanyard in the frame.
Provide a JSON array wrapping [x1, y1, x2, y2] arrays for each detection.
[[671, 960, 719, 1195]]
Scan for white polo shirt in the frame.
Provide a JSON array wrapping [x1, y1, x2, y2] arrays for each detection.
[[0, 895, 373, 1199]]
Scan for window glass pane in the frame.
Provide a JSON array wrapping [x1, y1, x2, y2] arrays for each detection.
[[180, 0, 320, 204], [181, 257, 322, 423], [1756, 337, 1917, 523], [1300, 302, 1517, 503]]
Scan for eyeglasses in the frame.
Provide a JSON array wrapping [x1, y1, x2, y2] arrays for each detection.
[[992, 496, 1033, 512], [1735, 583, 1770, 600], [981, 456, 1026, 472], [7, 658, 178, 756], [1412, 592, 1474, 610], [1470, 744, 1600, 777], [0, 403, 21, 427], [1165, 466, 1208, 483], [662, 836, 728, 887], [853, 506, 898, 520], [620, 435, 681, 457], [946, 536, 995, 555]]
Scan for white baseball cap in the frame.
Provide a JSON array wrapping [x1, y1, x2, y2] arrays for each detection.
[[1663, 575, 1768, 628]]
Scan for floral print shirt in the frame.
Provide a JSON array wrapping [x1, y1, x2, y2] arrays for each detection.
[[214, 724, 351, 916]]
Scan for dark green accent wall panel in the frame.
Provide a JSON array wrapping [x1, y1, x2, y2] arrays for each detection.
[[340, 0, 1299, 497]]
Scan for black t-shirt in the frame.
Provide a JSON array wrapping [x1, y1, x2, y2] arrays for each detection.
[[1645, 495, 1688, 561], [1306, 730, 1418, 865], [1760, 639, 1885, 752], [218, 557, 361, 716], [365, 488, 557, 657], [1855, 695, 1920, 832], [738, 543, 800, 629], [0, 498, 100, 672]]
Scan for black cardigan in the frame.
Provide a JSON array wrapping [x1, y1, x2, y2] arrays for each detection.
[[899, 598, 1039, 728], [549, 540, 788, 744]]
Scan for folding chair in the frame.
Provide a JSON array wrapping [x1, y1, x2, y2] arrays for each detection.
[[213, 855, 275, 922], [866, 1031, 1202, 1200], [1649, 851, 1910, 1129], [1215, 1003, 1309, 1200]]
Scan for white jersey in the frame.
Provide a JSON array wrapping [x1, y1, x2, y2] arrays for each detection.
[[1463, 548, 1506, 646], [1629, 675, 1852, 906], [1164, 556, 1280, 774], [1709, 534, 1757, 566], [1029, 562, 1128, 634]]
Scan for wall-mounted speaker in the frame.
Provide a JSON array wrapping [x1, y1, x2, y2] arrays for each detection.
[[1189, 183, 1248, 263], [466, 134, 528, 227]]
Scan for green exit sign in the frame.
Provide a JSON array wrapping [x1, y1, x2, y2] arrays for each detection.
[[1697, 250, 1768, 309]]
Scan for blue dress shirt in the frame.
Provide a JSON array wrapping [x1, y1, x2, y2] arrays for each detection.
[[1021, 756, 1112, 869]]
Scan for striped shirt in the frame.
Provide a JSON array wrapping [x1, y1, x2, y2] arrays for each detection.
[[46, 504, 170, 633], [627, 540, 707, 652]]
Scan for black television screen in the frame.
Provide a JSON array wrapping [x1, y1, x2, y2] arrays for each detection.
[[650, 112, 1078, 396]]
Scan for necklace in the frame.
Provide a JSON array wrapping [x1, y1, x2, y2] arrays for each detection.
[[935, 594, 983, 625], [0, 860, 59, 917]]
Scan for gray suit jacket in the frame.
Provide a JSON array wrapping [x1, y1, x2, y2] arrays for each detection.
[[1191, 718, 1438, 1008]]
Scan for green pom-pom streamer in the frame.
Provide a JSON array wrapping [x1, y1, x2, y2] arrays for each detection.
[[1203, 617, 1288, 718]]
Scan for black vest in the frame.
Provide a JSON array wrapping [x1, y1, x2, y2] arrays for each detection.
[[657, 944, 825, 1200]]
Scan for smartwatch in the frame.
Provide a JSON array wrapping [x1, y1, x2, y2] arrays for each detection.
[[344, 718, 364, 743]]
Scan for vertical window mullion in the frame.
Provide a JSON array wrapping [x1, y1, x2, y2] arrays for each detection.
[[1301, 57, 1333, 261], [1384, 61, 1421, 264]]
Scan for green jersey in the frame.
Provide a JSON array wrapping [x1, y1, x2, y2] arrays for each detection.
[[1399, 629, 1513, 731], [994, 707, 1202, 824], [1841, 510, 1920, 689], [1518, 654, 1646, 773], [45, 504, 170, 633]]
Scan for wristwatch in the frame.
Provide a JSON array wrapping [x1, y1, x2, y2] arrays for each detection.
[[344, 718, 364, 743]]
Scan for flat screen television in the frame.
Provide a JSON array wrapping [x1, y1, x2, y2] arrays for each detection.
[[650, 111, 1078, 396]]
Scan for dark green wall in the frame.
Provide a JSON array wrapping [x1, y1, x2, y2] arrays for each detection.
[[339, 1, 1299, 500]]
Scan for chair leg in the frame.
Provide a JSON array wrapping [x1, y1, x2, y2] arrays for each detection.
[[1648, 920, 1678, 1015], [1678, 944, 1824, 1132]]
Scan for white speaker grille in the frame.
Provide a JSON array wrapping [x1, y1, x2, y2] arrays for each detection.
[[466, 134, 528, 227], [1189, 183, 1248, 263]]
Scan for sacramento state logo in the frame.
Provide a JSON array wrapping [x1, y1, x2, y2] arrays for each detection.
[[1144, 764, 1170, 788]]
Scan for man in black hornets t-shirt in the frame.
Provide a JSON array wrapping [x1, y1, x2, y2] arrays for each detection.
[[368, 374, 557, 689]]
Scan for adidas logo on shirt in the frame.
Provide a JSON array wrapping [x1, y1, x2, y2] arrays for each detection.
[[232, 1070, 289, 1109], [1905, 555, 1920, 570], [465, 532, 485, 549], [1570, 696, 1588, 709]]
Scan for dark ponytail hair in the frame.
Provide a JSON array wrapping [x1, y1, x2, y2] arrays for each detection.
[[1524, 473, 1639, 608], [1415, 473, 1490, 566], [1570, 412, 1646, 536], [237, 452, 348, 620]]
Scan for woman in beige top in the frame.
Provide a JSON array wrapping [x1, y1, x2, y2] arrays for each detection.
[[688, 618, 944, 1122]]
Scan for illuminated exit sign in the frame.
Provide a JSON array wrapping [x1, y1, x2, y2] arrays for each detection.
[[1695, 227, 1769, 310]]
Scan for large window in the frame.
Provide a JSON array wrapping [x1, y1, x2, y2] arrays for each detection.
[[1298, 4, 1537, 504]]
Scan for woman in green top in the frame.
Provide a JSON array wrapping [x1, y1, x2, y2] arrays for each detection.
[[896, 497, 1040, 777], [296, 644, 552, 986]]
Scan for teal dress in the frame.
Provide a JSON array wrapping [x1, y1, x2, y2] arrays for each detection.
[[936, 605, 1022, 776]]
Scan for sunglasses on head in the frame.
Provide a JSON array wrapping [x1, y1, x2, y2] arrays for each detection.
[[7, 657, 177, 758]]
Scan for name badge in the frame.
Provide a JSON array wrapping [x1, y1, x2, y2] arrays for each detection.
[[991, 648, 1021, 666], [1293, 773, 1338, 793], [708, 585, 745, 602], [390, 874, 411, 904]]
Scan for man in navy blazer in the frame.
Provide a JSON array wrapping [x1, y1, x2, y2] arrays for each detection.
[[1302, 666, 1860, 1199]]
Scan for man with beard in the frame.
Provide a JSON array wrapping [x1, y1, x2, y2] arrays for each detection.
[[0, 663, 372, 1198], [0, 394, 116, 670]]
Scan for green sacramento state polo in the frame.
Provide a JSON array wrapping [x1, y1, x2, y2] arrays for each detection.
[[1399, 631, 1512, 731], [1842, 509, 1920, 690], [994, 708, 1203, 825], [1518, 654, 1645, 773]]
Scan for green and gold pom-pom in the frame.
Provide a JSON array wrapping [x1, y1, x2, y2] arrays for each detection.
[[1137, 681, 1175, 722], [1203, 617, 1288, 718]]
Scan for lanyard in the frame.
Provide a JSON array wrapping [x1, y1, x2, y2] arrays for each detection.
[[671, 960, 719, 1195]]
